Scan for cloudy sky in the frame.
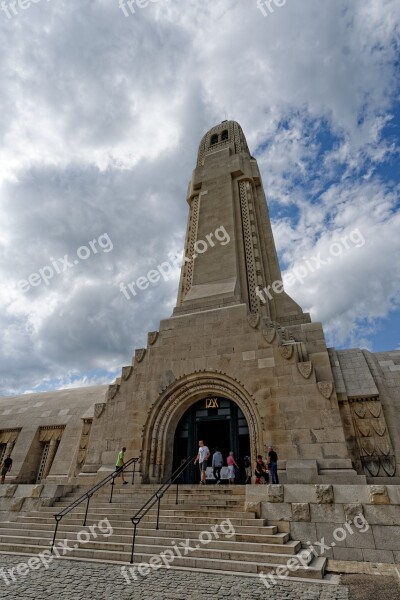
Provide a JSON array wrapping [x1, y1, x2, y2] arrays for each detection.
[[0, 0, 399, 396]]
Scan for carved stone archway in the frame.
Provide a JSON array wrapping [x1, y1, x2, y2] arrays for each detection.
[[141, 371, 263, 482]]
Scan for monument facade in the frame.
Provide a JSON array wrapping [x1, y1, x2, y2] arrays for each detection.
[[1, 121, 399, 487]]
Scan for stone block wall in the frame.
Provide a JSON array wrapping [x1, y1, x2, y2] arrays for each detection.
[[0, 484, 73, 522], [246, 484, 400, 565]]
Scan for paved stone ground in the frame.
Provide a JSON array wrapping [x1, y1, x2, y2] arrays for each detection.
[[342, 574, 400, 600], [0, 554, 349, 600]]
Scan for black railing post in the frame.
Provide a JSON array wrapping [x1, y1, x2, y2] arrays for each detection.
[[132, 461, 136, 485], [110, 476, 115, 503], [51, 457, 139, 559], [175, 482, 179, 505], [51, 516, 61, 554], [130, 520, 138, 563], [83, 494, 91, 526], [156, 494, 162, 530]]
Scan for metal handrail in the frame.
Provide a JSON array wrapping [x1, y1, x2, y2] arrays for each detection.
[[51, 456, 140, 552], [129, 454, 196, 563]]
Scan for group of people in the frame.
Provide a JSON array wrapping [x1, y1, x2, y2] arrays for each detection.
[[194, 440, 279, 485], [2, 445, 279, 486], [254, 447, 279, 484], [194, 441, 239, 484]]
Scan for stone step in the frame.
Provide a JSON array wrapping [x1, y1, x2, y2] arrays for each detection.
[[48, 506, 254, 519], [0, 534, 307, 566], [73, 487, 246, 496], [0, 526, 301, 554], [0, 542, 326, 579], [11, 517, 285, 539], [26, 510, 265, 527], [59, 492, 246, 502], [74, 484, 247, 490], [1, 520, 284, 542], [54, 494, 244, 508]]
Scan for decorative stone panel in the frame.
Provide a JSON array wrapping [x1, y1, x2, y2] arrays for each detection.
[[292, 503, 311, 522], [317, 381, 333, 399], [349, 397, 396, 477], [122, 366, 133, 381], [368, 485, 390, 505], [148, 331, 159, 346], [315, 484, 334, 504], [135, 348, 146, 363], [344, 503, 364, 523], [266, 484, 284, 503], [297, 361, 313, 379]]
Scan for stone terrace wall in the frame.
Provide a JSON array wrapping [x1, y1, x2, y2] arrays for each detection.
[[246, 484, 400, 565]]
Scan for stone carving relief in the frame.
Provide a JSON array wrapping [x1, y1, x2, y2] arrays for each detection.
[[350, 397, 396, 477], [247, 312, 260, 329], [107, 384, 119, 401], [183, 195, 200, 296], [122, 366, 133, 381], [94, 403, 106, 418], [239, 181, 260, 316], [148, 331, 159, 346], [135, 348, 146, 363], [261, 318, 295, 346], [317, 381, 333, 399], [279, 344, 294, 360], [261, 319, 276, 343], [77, 419, 92, 466], [297, 361, 313, 379]]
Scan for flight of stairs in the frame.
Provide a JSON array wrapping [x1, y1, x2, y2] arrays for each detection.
[[0, 485, 327, 579]]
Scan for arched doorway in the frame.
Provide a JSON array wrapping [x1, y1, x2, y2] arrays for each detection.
[[141, 371, 263, 483], [173, 396, 250, 483]]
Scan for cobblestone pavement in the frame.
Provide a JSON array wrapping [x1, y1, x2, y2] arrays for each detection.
[[342, 574, 400, 600], [0, 554, 350, 600]]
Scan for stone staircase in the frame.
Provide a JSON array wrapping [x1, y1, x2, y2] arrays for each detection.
[[0, 485, 327, 580]]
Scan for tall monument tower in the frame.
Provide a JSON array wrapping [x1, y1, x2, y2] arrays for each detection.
[[175, 121, 308, 326], [82, 121, 365, 485]]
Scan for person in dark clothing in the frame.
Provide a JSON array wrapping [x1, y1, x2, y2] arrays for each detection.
[[267, 446, 279, 484], [1, 455, 12, 484], [212, 447, 223, 484], [254, 455, 268, 484], [243, 455, 251, 484]]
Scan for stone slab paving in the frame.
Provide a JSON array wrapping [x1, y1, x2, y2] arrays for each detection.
[[0, 555, 350, 600]]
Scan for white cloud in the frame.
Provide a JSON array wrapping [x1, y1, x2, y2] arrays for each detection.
[[0, 0, 399, 394]]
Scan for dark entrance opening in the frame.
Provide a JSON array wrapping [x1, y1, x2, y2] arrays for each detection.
[[173, 397, 250, 484]]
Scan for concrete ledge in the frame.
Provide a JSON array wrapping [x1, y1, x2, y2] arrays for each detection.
[[327, 558, 399, 576]]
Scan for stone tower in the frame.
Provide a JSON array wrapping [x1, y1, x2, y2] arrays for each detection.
[[174, 120, 308, 326], [80, 121, 366, 485]]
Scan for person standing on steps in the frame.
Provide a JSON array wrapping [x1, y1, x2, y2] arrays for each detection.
[[115, 446, 129, 485], [255, 455, 268, 484], [1, 454, 12, 484], [267, 445, 279, 484], [194, 440, 210, 485], [243, 454, 252, 484], [212, 447, 223, 485], [227, 451, 239, 485]]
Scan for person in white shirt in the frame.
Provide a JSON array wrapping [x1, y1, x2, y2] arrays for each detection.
[[194, 440, 210, 485]]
